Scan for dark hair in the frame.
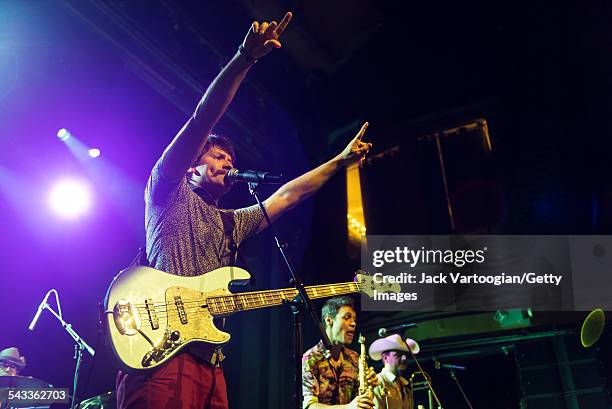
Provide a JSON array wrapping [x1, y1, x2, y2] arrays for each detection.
[[192, 134, 236, 166], [321, 296, 356, 324]]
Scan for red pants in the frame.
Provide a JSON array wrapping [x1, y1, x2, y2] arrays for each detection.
[[116, 354, 229, 409]]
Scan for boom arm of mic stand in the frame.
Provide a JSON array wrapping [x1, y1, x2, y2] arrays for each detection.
[[247, 182, 333, 409], [44, 304, 95, 357], [36, 292, 94, 409]]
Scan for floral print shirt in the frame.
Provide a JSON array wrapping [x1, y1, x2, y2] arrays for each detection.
[[302, 341, 360, 408]]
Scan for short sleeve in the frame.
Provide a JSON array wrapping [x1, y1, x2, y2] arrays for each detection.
[[145, 158, 183, 205], [302, 354, 320, 409], [233, 204, 264, 245]]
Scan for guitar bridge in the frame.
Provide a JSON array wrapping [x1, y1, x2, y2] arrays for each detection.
[[112, 300, 141, 336]]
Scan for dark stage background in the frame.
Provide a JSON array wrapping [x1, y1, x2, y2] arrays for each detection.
[[1, 1, 611, 408]]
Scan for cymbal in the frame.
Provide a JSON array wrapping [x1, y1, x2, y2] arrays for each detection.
[[0, 375, 52, 389], [78, 391, 115, 409]]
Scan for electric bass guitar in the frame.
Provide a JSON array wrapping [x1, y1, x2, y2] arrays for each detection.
[[104, 265, 398, 372]]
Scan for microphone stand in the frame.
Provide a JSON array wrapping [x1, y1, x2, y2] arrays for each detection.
[[36, 294, 95, 409], [248, 182, 333, 409], [448, 369, 474, 409], [403, 339, 444, 409]]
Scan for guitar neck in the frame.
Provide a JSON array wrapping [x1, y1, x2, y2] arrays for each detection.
[[207, 282, 360, 315]]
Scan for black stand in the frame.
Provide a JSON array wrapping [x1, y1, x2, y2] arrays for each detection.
[[290, 302, 303, 406], [403, 339, 444, 409], [72, 344, 83, 409], [248, 182, 332, 409], [448, 369, 474, 409], [44, 301, 95, 409]]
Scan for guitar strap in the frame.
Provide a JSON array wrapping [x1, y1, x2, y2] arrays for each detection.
[[128, 246, 150, 268], [217, 209, 237, 358], [220, 210, 256, 284], [220, 210, 237, 265]]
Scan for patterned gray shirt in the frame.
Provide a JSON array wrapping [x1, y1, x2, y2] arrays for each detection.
[[145, 160, 264, 276]]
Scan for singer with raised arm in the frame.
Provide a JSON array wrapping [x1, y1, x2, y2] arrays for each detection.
[[368, 335, 420, 409], [117, 11, 372, 409], [302, 297, 379, 409]]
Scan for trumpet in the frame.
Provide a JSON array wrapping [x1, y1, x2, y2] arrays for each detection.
[[358, 334, 373, 399], [409, 370, 432, 389], [410, 370, 437, 409]]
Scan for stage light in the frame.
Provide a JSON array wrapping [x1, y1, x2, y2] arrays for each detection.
[[88, 148, 101, 158], [57, 128, 71, 141], [48, 179, 92, 219]]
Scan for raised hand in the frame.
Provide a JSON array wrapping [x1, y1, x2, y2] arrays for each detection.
[[337, 122, 373, 165], [241, 12, 292, 60]]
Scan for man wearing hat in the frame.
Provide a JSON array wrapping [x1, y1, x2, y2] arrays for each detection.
[[0, 347, 26, 376], [368, 334, 420, 409]]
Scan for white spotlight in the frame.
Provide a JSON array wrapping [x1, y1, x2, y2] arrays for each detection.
[[57, 128, 71, 141], [88, 148, 101, 158], [48, 179, 92, 219]]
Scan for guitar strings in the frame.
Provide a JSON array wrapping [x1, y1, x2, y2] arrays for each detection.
[[135, 288, 360, 317], [135, 291, 359, 330], [130, 282, 362, 309], [135, 284, 359, 315], [142, 286, 358, 315], [134, 282, 361, 308], [115, 282, 364, 331], [130, 287, 360, 329]]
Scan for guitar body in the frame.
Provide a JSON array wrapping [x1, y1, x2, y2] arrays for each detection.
[[104, 265, 251, 372], [104, 265, 373, 372]]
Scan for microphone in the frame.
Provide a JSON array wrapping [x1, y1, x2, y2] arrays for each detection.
[[29, 290, 53, 331], [378, 322, 417, 337], [226, 168, 283, 184], [435, 361, 467, 371]]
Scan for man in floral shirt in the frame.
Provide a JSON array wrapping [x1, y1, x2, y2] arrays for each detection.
[[302, 297, 377, 409]]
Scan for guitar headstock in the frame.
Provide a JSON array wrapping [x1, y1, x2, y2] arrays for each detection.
[[354, 270, 401, 298]]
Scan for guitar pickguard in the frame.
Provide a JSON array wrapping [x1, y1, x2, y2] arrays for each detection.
[[111, 286, 231, 364], [163, 286, 229, 345], [122, 286, 231, 368]]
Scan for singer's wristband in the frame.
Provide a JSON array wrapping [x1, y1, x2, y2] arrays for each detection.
[[238, 44, 257, 64]]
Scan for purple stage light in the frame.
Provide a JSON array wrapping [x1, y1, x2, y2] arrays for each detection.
[[57, 128, 71, 141], [48, 179, 92, 219], [88, 148, 101, 158]]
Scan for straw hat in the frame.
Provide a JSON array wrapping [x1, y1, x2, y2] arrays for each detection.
[[0, 347, 26, 370]]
